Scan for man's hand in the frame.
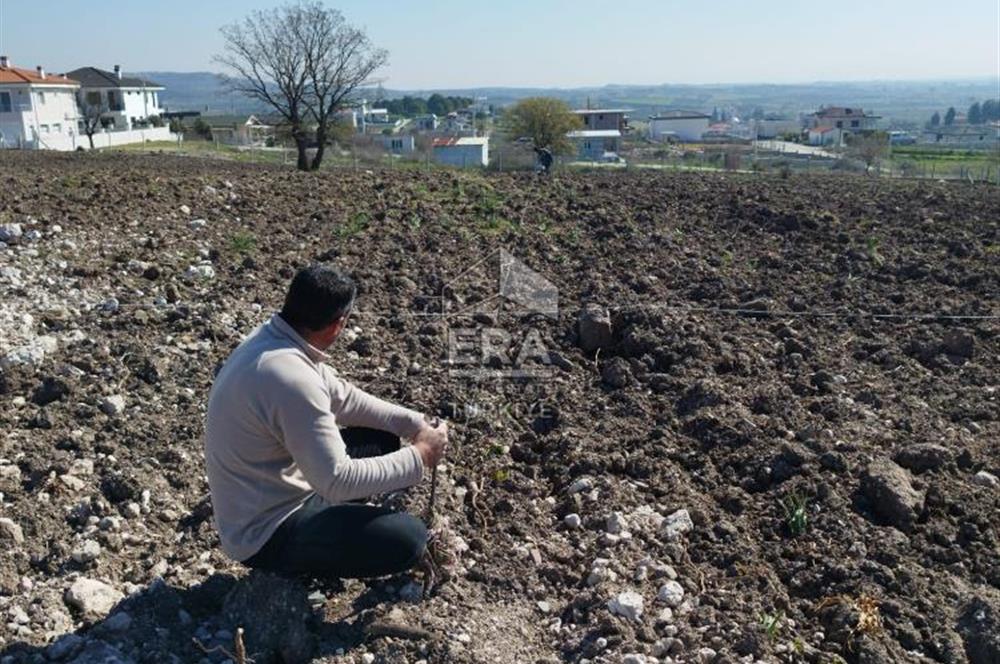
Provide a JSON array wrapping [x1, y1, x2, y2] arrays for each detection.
[[413, 419, 448, 468]]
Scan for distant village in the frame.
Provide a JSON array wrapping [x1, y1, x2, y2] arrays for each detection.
[[2, 54, 999, 170]]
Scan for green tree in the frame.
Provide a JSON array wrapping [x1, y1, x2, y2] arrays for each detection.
[[967, 101, 983, 125], [982, 99, 998, 122], [427, 93, 449, 116], [505, 97, 582, 155], [929, 111, 941, 127], [944, 107, 956, 126]]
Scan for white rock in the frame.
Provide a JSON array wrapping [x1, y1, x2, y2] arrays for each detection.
[[568, 477, 593, 494], [622, 655, 647, 664], [661, 509, 694, 540], [185, 264, 216, 281], [179, 205, 191, 215], [71, 539, 102, 564], [0, 518, 24, 544], [24, 229, 42, 242], [564, 513, 582, 529], [99, 395, 126, 417], [361, 654, 375, 664], [973, 470, 999, 487], [64, 578, 123, 616], [656, 580, 685, 607], [606, 512, 628, 535], [189, 218, 208, 229], [608, 591, 644, 622], [0, 223, 23, 243]]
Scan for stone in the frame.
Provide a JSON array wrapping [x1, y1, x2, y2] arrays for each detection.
[[185, 264, 215, 281], [0, 223, 23, 243], [656, 580, 685, 607], [601, 357, 631, 388], [564, 513, 582, 529], [860, 458, 924, 532], [606, 512, 628, 534], [568, 477, 593, 494], [0, 518, 24, 544], [65, 578, 124, 617], [222, 571, 317, 664], [894, 443, 952, 473], [179, 204, 191, 215], [46, 633, 86, 661], [957, 595, 1000, 664], [578, 304, 613, 352], [72, 540, 102, 564], [622, 655, 647, 664], [99, 395, 126, 417], [973, 471, 999, 488], [189, 218, 208, 229], [608, 590, 644, 622], [661, 509, 694, 540], [104, 611, 133, 632]]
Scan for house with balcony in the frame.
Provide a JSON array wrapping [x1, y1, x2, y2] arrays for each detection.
[[569, 108, 630, 160], [66, 65, 164, 131], [0, 55, 81, 150], [806, 106, 880, 146]]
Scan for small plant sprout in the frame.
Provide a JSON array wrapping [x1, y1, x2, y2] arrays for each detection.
[[866, 236, 884, 266], [760, 611, 785, 641], [782, 491, 809, 536], [229, 232, 257, 254]]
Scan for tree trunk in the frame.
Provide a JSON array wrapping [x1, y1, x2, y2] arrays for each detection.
[[310, 127, 326, 171], [87, 133, 95, 150], [294, 137, 310, 171]]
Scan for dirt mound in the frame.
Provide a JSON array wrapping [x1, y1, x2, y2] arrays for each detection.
[[0, 151, 998, 663]]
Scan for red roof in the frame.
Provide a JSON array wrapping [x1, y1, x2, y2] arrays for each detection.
[[0, 65, 79, 86], [431, 137, 460, 147]]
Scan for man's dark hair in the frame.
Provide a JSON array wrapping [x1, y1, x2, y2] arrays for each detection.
[[280, 264, 356, 332]]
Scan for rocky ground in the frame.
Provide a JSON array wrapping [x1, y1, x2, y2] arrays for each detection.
[[0, 151, 998, 664]]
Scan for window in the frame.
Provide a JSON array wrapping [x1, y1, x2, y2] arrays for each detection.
[[52, 123, 61, 133], [391, 139, 403, 150], [40, 124, 49, 133], [836, 121, 843, 128], [0, 92, 11, 113], [851, 120, 859, 128], [38, 92, 46, 104]]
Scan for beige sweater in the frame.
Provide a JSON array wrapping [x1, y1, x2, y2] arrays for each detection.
[[204, 314, 426, 561]]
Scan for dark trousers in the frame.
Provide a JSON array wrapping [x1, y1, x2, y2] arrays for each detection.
[[243, 428, 428, 579]]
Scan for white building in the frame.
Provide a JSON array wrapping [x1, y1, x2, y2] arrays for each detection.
[[648, 111, 711, 142], [209, 115, 274, 147], [66, 66, 164, 131], [0, 56, 81, 150], [432, 136, 488, 167], [377, 134, 416, 155], [752, 117, 802, 139]]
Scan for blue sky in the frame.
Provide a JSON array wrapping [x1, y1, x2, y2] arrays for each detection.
[[1, 0, 997, 88]]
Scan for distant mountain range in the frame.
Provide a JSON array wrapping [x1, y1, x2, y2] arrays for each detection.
[[147, 71, 999, 124]]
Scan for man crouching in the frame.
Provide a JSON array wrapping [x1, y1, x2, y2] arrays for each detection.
[[204, 264, 447, 578]]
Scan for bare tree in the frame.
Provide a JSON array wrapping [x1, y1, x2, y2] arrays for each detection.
[[215, 2, 387, 171], [78, 93, 109, 150], [846, 131, 890, 173]]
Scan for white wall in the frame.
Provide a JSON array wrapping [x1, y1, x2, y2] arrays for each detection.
[[433, 143, 488, 167], [0, 84, 79, 148], [80, 86, 164, 130], [649, 117, 709, 142]]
